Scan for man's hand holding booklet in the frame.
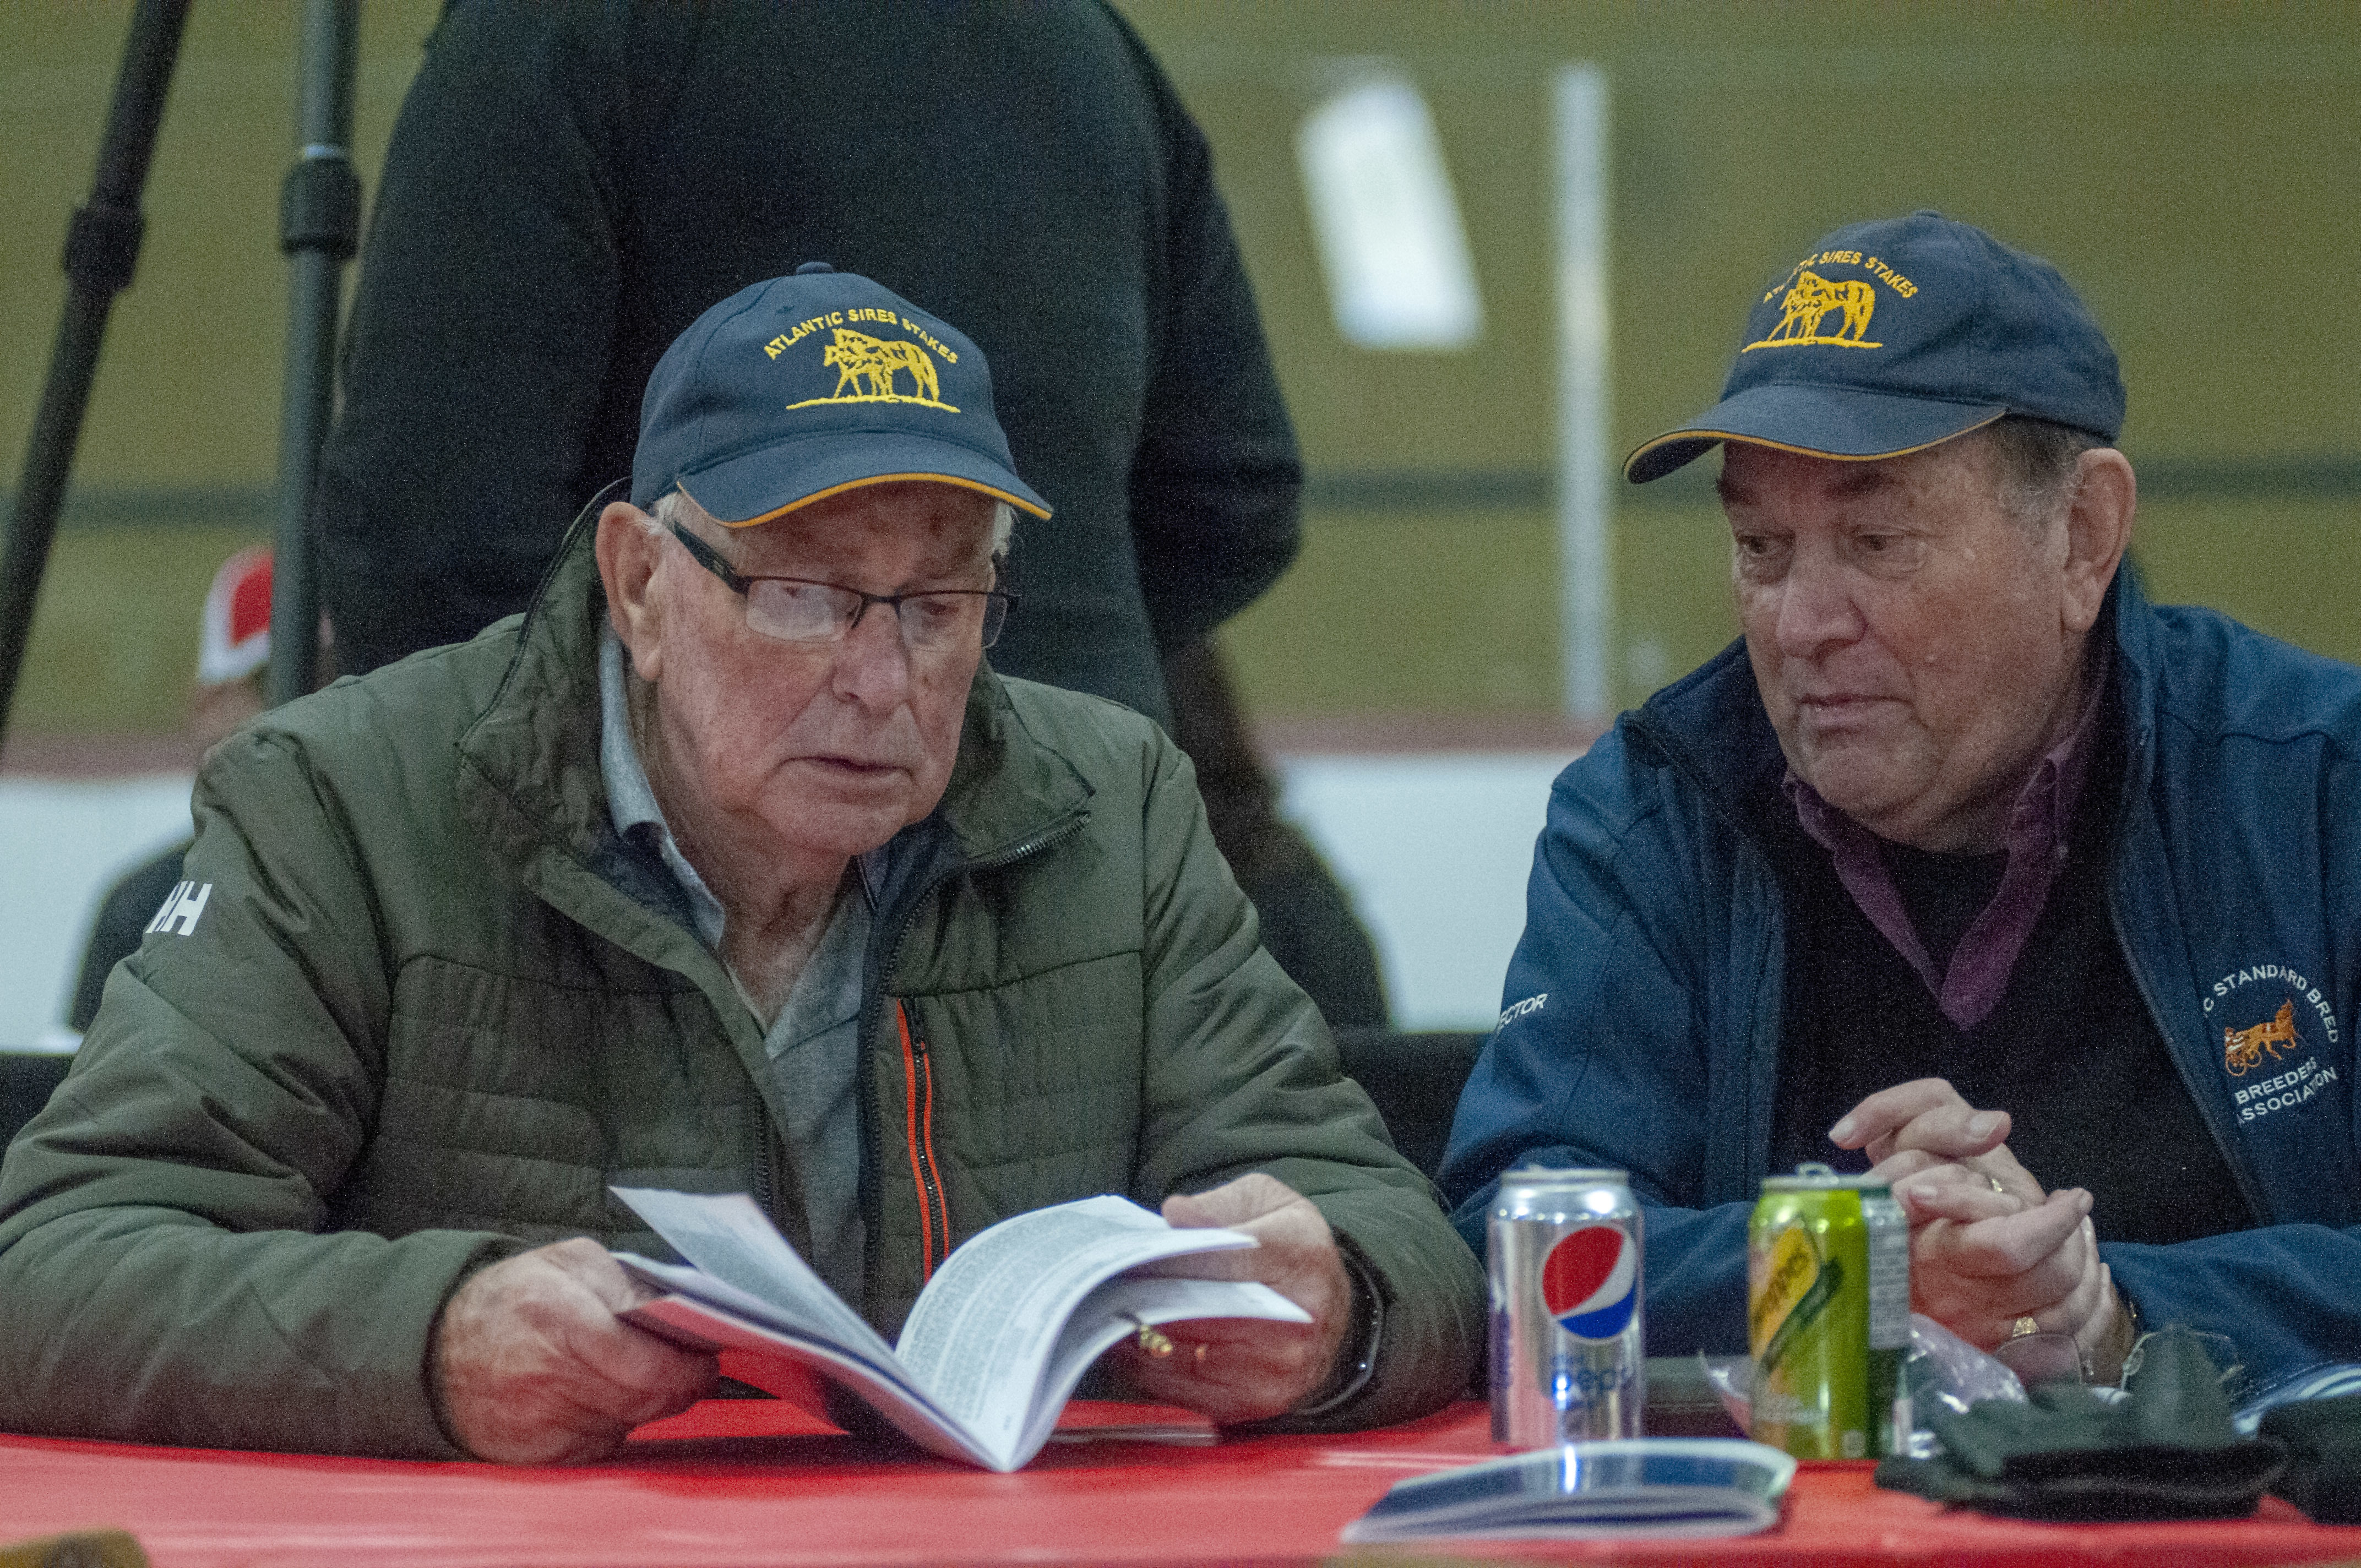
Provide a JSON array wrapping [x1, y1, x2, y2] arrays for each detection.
[[608, 1187, 1308, 1472]]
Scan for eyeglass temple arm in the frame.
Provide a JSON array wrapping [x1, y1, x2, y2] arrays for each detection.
[[666, 521, 746, 590]]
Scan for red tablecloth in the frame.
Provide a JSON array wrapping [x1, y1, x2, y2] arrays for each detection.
[[3, 1398, 2355, 1567]]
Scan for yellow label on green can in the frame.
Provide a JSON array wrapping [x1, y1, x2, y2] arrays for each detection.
[[1749, 1182, 1871, 1460]]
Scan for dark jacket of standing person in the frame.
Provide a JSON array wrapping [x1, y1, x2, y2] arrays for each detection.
[[312, 0, 1302, 731]]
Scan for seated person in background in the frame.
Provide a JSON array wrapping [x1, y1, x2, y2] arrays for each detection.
[[0, 268, 1481, 1461], [67, 546, 292, 1033], [1440, 212, 2360, 1389], [1160, 638, 1389, 1031]]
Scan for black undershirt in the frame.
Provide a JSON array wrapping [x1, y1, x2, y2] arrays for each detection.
[[1764, 715, 2256, 1248]]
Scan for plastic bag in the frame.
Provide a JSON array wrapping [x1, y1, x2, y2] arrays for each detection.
[[1906, 1314, 2028, 1416], [1706, 1315, 2028, 1458]]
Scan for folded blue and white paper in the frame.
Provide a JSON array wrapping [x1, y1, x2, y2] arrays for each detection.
[[1342, 1439, 1797, 1543]]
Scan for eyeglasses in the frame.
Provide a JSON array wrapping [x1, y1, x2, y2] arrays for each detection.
[[669, 522, 1012, 651]]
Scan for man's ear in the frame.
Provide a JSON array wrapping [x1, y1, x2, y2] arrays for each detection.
[[2060, 448, 2135, 635], [594, 503, 667, 683]]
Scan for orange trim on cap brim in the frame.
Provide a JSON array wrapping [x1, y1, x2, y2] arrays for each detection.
[[698, 472, 1052, 527], [1622, 410, 2005, 481]]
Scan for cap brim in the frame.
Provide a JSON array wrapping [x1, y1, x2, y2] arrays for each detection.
[[1623, 384, 2006, 484], [678, 429, 1052, 526]]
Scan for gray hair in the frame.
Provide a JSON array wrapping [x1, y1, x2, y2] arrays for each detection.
[[645, 487, 1013, 558], [1978, 415, 2104, 534]]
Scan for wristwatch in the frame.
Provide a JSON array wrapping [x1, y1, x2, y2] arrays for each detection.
[[1290, 1239, 1384, 1419], [2090, 1286, 2141, 1385]]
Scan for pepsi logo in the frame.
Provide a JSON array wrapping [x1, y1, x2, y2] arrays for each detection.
[[1541, 1223, 1638, 1339]]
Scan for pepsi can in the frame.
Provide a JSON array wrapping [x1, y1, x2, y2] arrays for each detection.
[[1489, 1167, 1645, 1446]]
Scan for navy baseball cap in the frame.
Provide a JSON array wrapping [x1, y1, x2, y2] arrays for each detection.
[[631, 263, 1051, 525], [1624, 211, 2124, 483]]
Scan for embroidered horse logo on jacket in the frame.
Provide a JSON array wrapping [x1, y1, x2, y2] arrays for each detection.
[[2224, 998, 2299, 1076]]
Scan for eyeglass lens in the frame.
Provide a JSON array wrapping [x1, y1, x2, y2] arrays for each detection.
[[743, 580, 1007, 650]]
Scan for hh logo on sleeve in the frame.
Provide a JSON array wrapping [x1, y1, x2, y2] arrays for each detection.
[[145, 881, 213, 938]]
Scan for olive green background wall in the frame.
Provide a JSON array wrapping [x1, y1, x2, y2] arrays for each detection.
[[4, 3, 2357, 737], [3, 1, 444, 736]]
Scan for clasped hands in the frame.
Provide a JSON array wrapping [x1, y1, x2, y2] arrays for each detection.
[[1829, 1077, 2130, 1383], [429, 1171, 1351, 1463]]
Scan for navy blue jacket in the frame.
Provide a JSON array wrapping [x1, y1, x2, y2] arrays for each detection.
[[1440, 572, 2361, 1384]]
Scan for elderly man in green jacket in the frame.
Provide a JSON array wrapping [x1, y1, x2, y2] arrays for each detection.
[[0, 269, 1482, 1461]]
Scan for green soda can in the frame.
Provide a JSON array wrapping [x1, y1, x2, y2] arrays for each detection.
[[1747, 1163, 1910, 1460]]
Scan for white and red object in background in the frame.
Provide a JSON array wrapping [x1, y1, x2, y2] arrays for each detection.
[[196, 546, 272, 687]]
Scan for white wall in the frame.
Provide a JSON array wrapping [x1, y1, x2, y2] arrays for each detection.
[[1275, 753, 1568, 1031], [0, 775, 194, 1050]]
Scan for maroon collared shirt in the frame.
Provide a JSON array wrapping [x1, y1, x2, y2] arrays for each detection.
[[1783, 654, 2112, 1032]]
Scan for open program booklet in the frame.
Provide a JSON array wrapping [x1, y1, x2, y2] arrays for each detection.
[[610, 1187, 1309, 1472]]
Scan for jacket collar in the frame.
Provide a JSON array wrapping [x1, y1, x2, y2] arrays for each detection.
[[455, 509, 615, 876], [1625, 638, 1787, 840], [2095, 564, 2157, 786]]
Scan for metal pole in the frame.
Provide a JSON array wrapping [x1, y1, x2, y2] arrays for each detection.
[[1553, 64, 1612, 726], [268, 0, 360, 707], [0, 0, 193, 753]]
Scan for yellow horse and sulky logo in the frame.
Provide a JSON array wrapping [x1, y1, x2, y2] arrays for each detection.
[[1743, 249, 1919, 354], [2224, 998, 2299, 1076], [2207, 964, 2343, 1124]]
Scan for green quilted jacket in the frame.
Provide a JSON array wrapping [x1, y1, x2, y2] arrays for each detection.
[[0, 524, 1481, 1457]]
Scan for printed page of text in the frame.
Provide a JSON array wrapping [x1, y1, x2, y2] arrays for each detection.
[[893, 1195, 1258, 1456]]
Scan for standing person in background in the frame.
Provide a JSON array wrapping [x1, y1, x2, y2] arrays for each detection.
[[315, 0, 1291, 726], [313, 0, 1384, 1025]]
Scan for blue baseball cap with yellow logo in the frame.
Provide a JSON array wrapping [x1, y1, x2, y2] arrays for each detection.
[[1624, 211, 2124, 483], [632, 263, 1051, 525]]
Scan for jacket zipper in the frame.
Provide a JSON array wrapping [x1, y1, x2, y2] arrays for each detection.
[[868, 812, 1088, 1286], [2102, 769, 2273, 1227], [897, 1000, 948, 1280], [752, 1107, 778, 1221]]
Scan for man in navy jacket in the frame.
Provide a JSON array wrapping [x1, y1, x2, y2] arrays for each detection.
[[1441, 212, 2358, 1392]]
